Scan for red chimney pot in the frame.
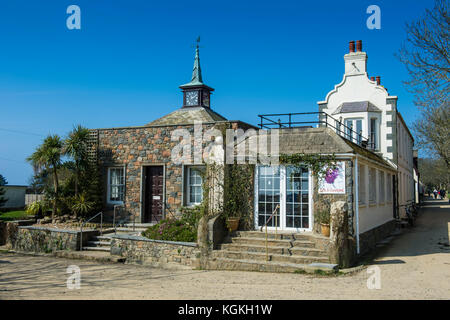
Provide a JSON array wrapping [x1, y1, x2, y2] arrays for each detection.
[[370, 76, 375, 81], [349, 41, 355, 53], [376, 76, 381, 85], [356, 40, 362, 52]]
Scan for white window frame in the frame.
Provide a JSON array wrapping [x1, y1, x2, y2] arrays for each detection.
[[359, 164, 366, 205], [370, 118, 379, 150], [254, 165, 312, 232], [186, 166, 203, 206], [344, 118, 363, 144], [387, 173, 393, 203], [369, 167, 377, 205], [107, 167, 125, 205], [379, 170, 385, 204]]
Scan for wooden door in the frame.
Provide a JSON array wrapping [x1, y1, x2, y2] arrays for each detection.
[[143, 166, 164, 223]]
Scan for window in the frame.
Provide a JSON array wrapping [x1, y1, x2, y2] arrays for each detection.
[[359, 165, 366, 205], [379, 171, 385, 203], [187, 167, 203, 205], [108, 167, 125, 203], [370, 118, 378, 150], [369, 167, 376, 204], [344, 118, 363, 144], [387, 173, 392, 202]]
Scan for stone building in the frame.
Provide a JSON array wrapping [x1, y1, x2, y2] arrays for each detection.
[[89, 44, 255, 223], [88, 41, 411, 263]]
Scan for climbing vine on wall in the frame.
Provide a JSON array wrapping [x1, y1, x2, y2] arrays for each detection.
[[279, 153, 338, 179]]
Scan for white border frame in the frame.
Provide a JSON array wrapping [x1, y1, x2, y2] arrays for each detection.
[[106, 166, 126, 205]]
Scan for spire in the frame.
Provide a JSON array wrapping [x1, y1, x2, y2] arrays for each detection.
[[180, 37, 211, 88], [190, 39, 203, 84]]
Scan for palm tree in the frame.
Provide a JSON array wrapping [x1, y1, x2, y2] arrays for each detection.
[[63, 125, 90, 196], [27, 135, 63, 220]]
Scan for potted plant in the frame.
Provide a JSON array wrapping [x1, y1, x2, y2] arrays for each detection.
[[316, 210, 330, 237], [226, 216, 240, 232]]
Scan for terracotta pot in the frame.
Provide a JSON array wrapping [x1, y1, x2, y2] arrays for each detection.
[[321, 223, 330, 237], [227, 218, 240, 231]]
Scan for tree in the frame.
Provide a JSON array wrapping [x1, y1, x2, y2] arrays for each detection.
[[27, 135, 63, 220], [63, 125, 90, 196], [0, 174, 8, 207], [398, 0, 450, 169]]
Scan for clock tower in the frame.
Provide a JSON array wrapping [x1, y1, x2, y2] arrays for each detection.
[[180, 41, 214, 108]]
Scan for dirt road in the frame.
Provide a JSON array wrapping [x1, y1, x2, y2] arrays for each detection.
[[1, 199, 449, 299]]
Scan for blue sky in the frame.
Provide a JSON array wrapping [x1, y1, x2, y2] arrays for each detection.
[[0, 0, 434, 185]]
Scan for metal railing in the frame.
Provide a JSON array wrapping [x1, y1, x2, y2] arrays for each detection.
[[113, 204, 135, 234], [257, 112, 373, 150], [79, 211, 103, 251], [259, 204, 280, 262]]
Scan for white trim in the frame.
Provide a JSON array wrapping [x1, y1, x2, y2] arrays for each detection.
[[186, 166, 203, 206], [355, 157, 360, 254], [106, 166, 125, 205], [254, 165, 312, 232]]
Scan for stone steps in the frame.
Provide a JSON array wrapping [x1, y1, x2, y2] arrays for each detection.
[[220, 243, 327, 257], [231, 237, 316, 248], [206, 257, 337, 274], [214, 250, 329, 264], [82, 246, 110, 252], [208, 230, 331, 273], [233, 231, 317, 241]]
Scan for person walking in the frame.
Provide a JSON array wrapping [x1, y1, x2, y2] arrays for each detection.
[[433, 188, 438, 199]]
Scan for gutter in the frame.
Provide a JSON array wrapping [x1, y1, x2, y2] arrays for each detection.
[[354, 156, 360, 255]]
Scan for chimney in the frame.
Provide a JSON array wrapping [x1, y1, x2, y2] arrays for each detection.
[[349, 41, 355, 53], [376, 76, 381, 85], [356, 40, 362, 52], [370, 76, 375, 81]]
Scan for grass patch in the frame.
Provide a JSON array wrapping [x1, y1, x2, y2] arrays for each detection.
[[0, 210, 32, 221]]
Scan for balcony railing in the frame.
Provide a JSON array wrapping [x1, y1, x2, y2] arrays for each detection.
[[257, 112, 375, 150]]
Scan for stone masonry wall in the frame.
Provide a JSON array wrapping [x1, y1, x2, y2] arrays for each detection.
[[8, 226, 98, 253], [110, 234, 199, 268], [96, 121, 250, 222], [313, 159, 354, 236]]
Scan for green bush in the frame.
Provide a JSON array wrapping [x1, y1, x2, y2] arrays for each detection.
[[141, 206, 201, 242]]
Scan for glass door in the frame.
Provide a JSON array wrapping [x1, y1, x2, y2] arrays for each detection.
[[256, 165, 311, 231], [257, 166, 281, 228]]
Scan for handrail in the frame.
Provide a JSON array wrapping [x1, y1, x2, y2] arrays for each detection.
[[259, 204, 280, 262], [79, 211, 103, 251], [257, 111, 372, 149]]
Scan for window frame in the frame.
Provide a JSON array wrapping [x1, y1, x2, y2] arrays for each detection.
[[358, 164, 366, 205], [107, 166, 125, 205], [186, 166, 204, 206]]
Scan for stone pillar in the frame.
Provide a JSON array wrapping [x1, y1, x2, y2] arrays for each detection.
[[329, 201, 355, 268]]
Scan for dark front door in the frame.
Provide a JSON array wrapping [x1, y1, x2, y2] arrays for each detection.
[[143, 166, 164, 223]]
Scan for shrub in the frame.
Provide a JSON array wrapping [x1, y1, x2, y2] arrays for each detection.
[[142, 206, 201, 242], [26, 201, 48, 216], [316, 209, 330, 225]]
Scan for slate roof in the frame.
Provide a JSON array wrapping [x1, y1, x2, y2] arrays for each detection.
[[147, 106, 227, 126], [332, 101, 381, 115]]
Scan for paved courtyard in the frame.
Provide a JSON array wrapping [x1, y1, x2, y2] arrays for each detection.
[[0, 199, 449, 300]]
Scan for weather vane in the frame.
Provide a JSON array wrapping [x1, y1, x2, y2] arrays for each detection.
[[192, 36, 201, 49]]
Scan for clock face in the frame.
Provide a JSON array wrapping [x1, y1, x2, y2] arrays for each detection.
[[185, 91, 198, 106]]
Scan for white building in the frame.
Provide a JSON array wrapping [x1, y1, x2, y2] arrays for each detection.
[[318, 40, 415, 219]]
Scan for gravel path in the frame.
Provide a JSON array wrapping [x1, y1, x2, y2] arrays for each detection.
[[0, 199, 449, 300]]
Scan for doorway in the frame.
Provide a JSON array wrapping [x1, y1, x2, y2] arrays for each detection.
[[142, 166, 164, 223]]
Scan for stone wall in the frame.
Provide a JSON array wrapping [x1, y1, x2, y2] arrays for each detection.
[[8, 226, 98, 253], [95, 121, 252, 222], [313, 159, 354, 235], [358, 219, 396, 255], [110, 234, 200, 269]]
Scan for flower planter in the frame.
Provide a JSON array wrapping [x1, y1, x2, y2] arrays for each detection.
[[227, 218, 240, 232], [321, 223, 330, 237]]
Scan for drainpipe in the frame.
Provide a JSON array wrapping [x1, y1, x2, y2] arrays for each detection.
[[354, 156, 360, 255]]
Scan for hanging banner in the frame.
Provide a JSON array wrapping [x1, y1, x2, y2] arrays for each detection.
[[318, 161, 346, 194]]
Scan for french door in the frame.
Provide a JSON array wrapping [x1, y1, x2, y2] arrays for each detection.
[[255, 165, 312, 231]]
